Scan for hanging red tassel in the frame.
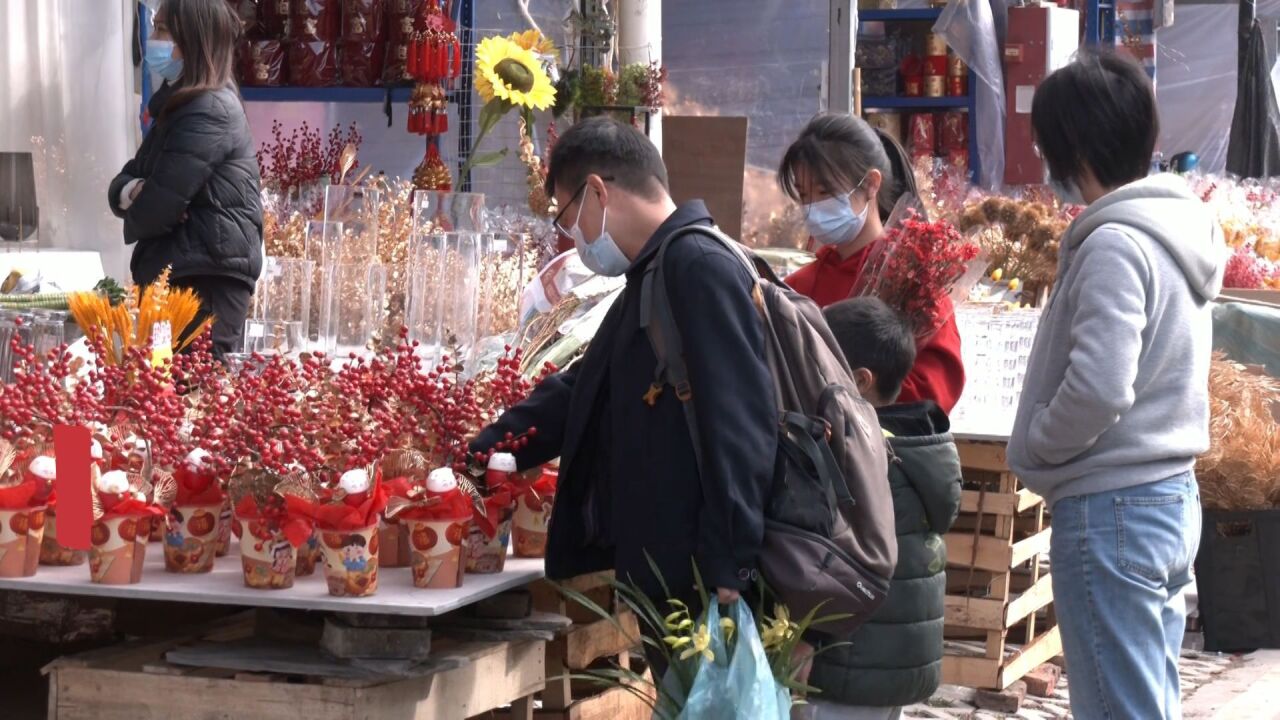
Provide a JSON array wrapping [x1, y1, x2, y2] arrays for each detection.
[[450, 36, 461, 78], [407, 31, 420, 79]]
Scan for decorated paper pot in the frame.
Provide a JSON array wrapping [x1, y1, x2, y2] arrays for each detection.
[[40, 512, 88, 566], [319, 526, 380, 597], [513, 494, 554, 558], [408, 518, 467, 589], [378, 520, 412, 568], [239, 522, 297, 590], [0, 509, 45, 578], [296, 531, 322, 576], [215, 498, 234, 557], [465, 515, 512, 574], [162, 504, 222, 573], [89, 516, 149, 585], [149, 514, 164, 542]]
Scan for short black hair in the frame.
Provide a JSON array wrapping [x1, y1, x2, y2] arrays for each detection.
[[545, 116, 669, 200], [342, 534, 366, 548], [1031, 50, 1159, 189], [823, 297, 917, 402]]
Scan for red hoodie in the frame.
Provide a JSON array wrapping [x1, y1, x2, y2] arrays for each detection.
[[786, 244, 966, 413]]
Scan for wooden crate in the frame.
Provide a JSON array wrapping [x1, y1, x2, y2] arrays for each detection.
[[942, 440, 1062, 691], [507, 573, 652, 720], [43, 627, 545, 720]]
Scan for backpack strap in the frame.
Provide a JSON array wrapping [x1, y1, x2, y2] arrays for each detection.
[[638, 224, 758, 471]]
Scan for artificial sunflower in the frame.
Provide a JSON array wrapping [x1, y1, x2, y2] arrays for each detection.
[[511, 29, 559, 60], [474, 35, 555, 111]]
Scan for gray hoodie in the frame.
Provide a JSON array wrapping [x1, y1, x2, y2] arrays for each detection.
[[1007, 174, 1227, 506]]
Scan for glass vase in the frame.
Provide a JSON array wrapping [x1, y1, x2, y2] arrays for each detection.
[[404, 231, 482, 366], [411, 190, 487, 236]]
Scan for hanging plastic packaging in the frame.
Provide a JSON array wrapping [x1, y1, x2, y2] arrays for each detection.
[[934, 0, 1006, 188]]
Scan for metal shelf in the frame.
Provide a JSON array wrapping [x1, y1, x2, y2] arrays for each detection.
[[857, 8, 944, 22]]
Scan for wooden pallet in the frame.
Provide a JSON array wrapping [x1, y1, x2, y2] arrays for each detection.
[[42, 616, 546, 720], [496, 573, 652, 720], [941, 440, 1062, 691]]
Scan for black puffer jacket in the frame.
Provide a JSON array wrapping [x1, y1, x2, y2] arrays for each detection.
[[109, 83, 263, 288], [810, 401, 962, 708]]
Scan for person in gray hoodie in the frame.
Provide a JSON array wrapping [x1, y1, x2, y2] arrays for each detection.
[[1009, 52, 1226, 720]]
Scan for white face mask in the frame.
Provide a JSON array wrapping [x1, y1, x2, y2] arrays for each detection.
[[569, 193, 630, 277]]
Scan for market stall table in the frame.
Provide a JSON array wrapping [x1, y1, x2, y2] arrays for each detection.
[[0, 542, 549, 719], [0, 539, 544, 617]]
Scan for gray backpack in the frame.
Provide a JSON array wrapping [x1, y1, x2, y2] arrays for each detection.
[[640, 225, 896, 637]]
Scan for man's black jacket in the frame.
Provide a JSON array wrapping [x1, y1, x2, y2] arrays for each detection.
[[109, 83, 263, 288], [473, 201, 777, 597]]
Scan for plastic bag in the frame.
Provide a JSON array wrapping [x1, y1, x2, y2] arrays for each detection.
[[934, 0, 1005, 189], [670, 601, 790, 720]]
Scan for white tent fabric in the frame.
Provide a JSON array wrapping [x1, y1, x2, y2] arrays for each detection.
[[0, 0, 136, 282], [1157, 0, 1280, 173]]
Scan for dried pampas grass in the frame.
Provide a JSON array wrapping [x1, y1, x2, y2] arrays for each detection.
[[1197, 354, 1280, 510]]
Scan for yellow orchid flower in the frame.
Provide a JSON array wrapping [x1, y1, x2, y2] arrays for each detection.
[[679, 623, 714, 663], [761, 607, 797, 650], [720, 616, 737, 645], [664, 635, 692, 650]]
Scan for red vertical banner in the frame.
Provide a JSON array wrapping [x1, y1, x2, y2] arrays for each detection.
[[53, 425, 92, 550]]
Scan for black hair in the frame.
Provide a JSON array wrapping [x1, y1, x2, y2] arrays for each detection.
[[1031, 49, 1158, 190], [342, 534, 366, 548], [778, 113, 917, 223], [823, 297, 917, 403], [545, 116, 669, 200]]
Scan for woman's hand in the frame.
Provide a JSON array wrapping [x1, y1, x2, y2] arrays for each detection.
[[129, 180, 144, 201]]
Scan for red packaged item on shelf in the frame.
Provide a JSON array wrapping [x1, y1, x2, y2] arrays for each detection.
[[908, 113, 937, 159], [288, 41, 339, 86], [240, 39, 287, 86], [946, 148, 969, 174], [260, 0, 290, 36], [342, 0, 386, 42], [948, 75, 968, 97], [288, 0, 340, 41], [900, 55, 923, 97], [384, 42, 412, 83], [227, 0, 266, 39], [341, 41, 386, 86], [387, 1, 423, 42], [923, 55, 947, 77], [938, 111, 967, 153]]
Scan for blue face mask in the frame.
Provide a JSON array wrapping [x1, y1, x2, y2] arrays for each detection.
[[803, 187, 870, 246], [146, 39, 184, 82], [570, 200, 630, 277]]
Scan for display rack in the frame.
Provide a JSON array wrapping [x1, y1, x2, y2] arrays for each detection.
[[942, 437, 1062, 692], [857, 7, 981, 183]]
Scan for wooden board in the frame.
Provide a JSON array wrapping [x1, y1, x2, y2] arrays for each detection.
[[0, 539, 544, 618], [663, 116, 748, 239], [550, 611, 640, 672], [45, 635, 546, 720]]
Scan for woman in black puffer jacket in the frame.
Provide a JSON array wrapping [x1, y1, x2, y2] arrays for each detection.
[[109, 0, 262, 357]]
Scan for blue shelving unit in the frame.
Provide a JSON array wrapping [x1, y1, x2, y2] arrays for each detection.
[[859, 8, 943, 22], [1083, 0, 1117, 46], [856, 7, 981, 183], [240, 86, 415, 104], [861, 96, 969, 110]]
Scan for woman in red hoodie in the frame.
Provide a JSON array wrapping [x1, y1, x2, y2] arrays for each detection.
[[779, 114, 965, 412], [773, 114, 962, 412]]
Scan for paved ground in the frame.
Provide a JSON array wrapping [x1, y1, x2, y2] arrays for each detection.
[[900, 648, 1280, 719]]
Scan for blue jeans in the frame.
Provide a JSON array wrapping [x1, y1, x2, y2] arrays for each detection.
[[1049, 473, 1200, 720]]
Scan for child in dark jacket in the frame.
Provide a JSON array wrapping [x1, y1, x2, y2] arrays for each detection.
[[807, 297, 963, 720]]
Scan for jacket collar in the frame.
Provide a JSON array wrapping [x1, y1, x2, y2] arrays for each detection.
[[148, 81, 176, 119], [625, 200, 716, 279]]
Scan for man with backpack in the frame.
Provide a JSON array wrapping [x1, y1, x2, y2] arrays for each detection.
[[469, 117, 777, 614], [470, 117, 895, 677]]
